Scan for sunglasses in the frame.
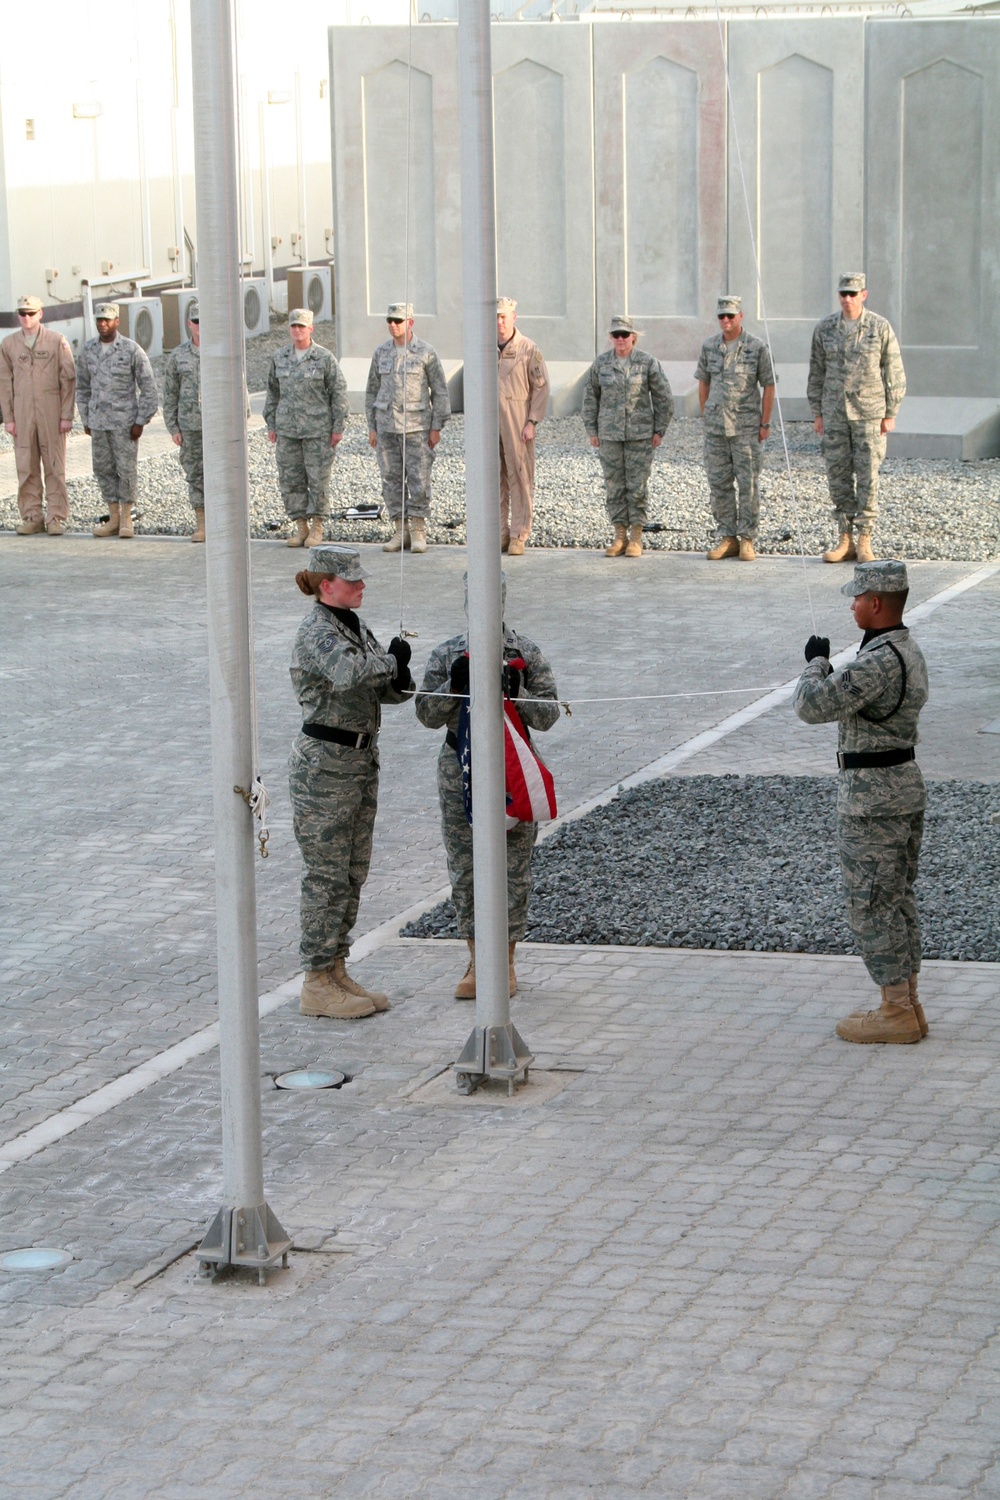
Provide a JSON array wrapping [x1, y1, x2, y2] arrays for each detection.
[[387, 318, 405, 325], [17, 309, 39, 317], [839, 289, 862, 298], [611, 332, 632, 339], [717, 313, 738, 321]]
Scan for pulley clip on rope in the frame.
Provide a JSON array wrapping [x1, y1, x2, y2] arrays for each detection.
[[234, 777, 271, 859]]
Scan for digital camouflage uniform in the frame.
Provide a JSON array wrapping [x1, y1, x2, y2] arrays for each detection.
[[793, 620, 928, 986], [162, 338, 205, 511], [415, 628, 559, 940], [288, 602, 411, 971], [264, 342, 348, 520], [365, 336, 450, 521], [75, 334, 158, 508], [582, 350, 674, 527], [807, 309, 905, 537], [695, 330, 774, 541]]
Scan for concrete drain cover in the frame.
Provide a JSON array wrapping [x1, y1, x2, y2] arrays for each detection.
[[275, 1070, 345, 1090], [1, 1247, 74, 1272]]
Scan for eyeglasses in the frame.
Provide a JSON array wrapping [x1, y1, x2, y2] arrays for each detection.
[[839, 289, 862, 298], [189, 318, 199, 324], [717, 313, 738, 321], [17, 309, 39, 317], [610, 332, 632, 340], [387, 318, 405, 325]]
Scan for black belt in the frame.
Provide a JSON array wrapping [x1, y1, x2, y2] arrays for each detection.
[[302, 723, 375, 750], [838, 747, 915, 769]]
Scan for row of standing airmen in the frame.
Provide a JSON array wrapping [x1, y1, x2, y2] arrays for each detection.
[[2, 277, 904, 564]]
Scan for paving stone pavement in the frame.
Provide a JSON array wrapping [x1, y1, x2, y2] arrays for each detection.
[[1, 537, 998, 1498]]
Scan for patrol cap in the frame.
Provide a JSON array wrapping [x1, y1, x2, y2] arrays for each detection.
[[609, 313, 639, 336], [838, 272, 867, 293], [717, 294, 742, 315], [289, 308, 314, 327], [17, 294, 43, 313], [95, 302, 120, 320], [309, 544, 368, 581], [386, 302, 413, 320], [841, 560, 909, 597], [187, 301, 200, 322], [496, 297, 517, 314]]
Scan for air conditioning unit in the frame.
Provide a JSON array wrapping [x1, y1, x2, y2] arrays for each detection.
[[117, 297, 163, 358], [241, 278, 269, 339], [286, 264, 334, 324], [161, 287, 199, 350]]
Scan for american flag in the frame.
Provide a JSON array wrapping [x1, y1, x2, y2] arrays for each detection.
[[454, 656, 557, 828]]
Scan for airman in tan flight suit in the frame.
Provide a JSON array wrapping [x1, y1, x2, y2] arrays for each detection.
[[496, 297, 549, 556], [0, 295, 76, 536]]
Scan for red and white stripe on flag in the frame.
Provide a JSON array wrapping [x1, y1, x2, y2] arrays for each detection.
[[503, 701, 557, 827]]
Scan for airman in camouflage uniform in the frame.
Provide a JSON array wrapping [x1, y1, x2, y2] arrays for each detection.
[[264, 308, 348, 549], [808, 273, 906, 565], [582, 314, 674, 558], [793, 560, 929, 1045], [696, 295, 775, 563], [366, 302, 450, 555], [289, 546, 414, 1020], [415, 574, 560, 998], [76, 302, 158, 539]]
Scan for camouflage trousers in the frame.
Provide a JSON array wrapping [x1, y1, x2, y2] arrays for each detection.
[[176, 429, 204, 511], [377, 432, 435, 521], [597, 440, 655, 528], [437, 746, 537, 941], [91, 428, 139, 508], [289, 736, 380, 970], [840, 810, 923, 986], [276, 435, 335, 519], [821, 420, 887, 534], [703, 432, 762, 539]]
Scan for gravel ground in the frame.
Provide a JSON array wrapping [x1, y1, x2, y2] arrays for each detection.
[[3, 312, 998, 560], [401, 775, 1000, 963]]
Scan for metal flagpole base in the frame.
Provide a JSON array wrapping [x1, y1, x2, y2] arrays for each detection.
[[196, 1202, 292, 1284], [454, 1023, 533, 1097]]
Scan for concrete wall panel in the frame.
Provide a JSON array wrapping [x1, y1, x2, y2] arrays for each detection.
[[866, 20, 1000, 396], [726, 20, 865, 362], [594, 24, 726, 363]]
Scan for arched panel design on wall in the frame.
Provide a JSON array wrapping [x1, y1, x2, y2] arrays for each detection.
[[494, 60, 566, 318], [757, 54, 832, 320], [624, 56, 698, 318], [901, 60, 981, 348], [362, 60, 437, 316]]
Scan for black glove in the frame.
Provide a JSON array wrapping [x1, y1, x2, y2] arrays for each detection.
[[502, 663, 522, 698], [804, 635, 831, 663], [387, 636, 411, 671], [449, 654, 470, 695]]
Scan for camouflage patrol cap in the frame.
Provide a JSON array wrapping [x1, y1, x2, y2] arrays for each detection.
[[17, 294, 43, 313], [496, 297, 517, 314], [838, 272, 867, 293], [309, 545, 368, 581], [717, 295, 742, 315], [95, 302, 120, 320], [386, 302, 413, 320], [187, 301, 200, 322], [289, 308, 313, 327], [841, 560, 908, 597], [610, 314, 639, 336]]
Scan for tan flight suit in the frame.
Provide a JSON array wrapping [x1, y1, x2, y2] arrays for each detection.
[[497, 330, 549, 543], [0, 325, 76, 523]]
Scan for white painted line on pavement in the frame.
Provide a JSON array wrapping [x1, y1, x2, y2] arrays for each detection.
[[2, 560, 996, 1173]]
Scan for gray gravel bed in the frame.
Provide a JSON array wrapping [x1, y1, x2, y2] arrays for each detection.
[[401, 774, 1000, 962]]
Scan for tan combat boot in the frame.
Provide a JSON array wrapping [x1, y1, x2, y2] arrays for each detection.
[[835, 981, 921, 1044], [17, 517, 47, 535], [383, 520, 405, 553], [92, 504, 120, 538], [500, 529, 510, 554], [409, 518, 428, 554], [508, 536, 525, 556], [707, 535, 739, 561], [738, 536, 756, 562], [855, 534, 875, 564], [454, 941, 476, 1000], [306, 516, 324, 548], [46, 519, 65, 536], [191, 510, 206, 544], [909, 973, 928, 1038], [118, 504, 135, 539], [333, 957, 390, 1012], [605, 526, 627, 558], [299, 969, 375, 1020], [508, 941, 518, 997], [624, 524, 644, 557], [286, 518, 309, 548], [823, 532, 856, 564]]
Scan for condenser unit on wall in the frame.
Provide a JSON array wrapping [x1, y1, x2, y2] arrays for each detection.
[[161, 287, 199, 349], [117, 298, 163, 358], [241, 278, 269, 338], [286, 265, 334, 324]]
